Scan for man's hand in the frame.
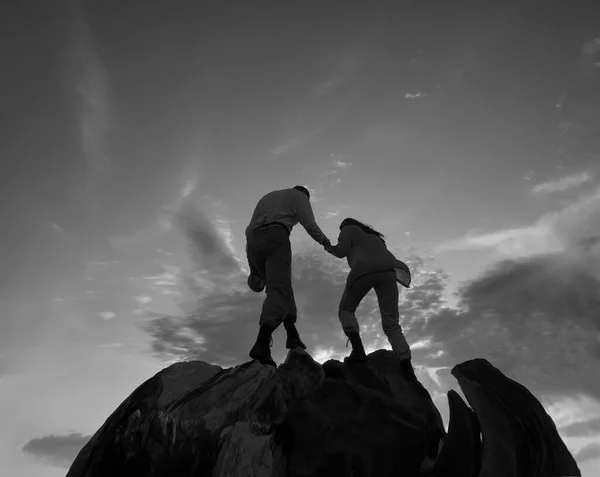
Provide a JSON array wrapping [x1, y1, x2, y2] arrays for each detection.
[[323, 242, 335, 255]]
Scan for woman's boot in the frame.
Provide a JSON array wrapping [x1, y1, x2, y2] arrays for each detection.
[[344, 332, 368, 363]]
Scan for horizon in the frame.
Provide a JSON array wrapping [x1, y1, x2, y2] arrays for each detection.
[[2, 1, 600, 475]]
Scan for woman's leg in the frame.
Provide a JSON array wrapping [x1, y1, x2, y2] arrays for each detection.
[[373, 270, 412, 360], [339, 274, 376, 362], [338, 275, 373, 337]]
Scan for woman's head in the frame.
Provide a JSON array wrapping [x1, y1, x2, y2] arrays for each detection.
[[340, 218, 386, 244]]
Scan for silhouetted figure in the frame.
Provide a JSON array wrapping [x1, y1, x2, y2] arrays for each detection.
[[326, 218, 413, 367], [245, 186, 332, 367]]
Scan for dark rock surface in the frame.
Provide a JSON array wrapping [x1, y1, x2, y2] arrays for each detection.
[[452, 358, 581, 477], [66, 350, 581, 477]]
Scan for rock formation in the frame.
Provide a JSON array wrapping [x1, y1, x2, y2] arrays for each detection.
[[66, 349, 581, 477]]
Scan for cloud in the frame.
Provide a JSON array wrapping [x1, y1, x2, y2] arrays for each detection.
[[97, 310, 116, 320], [22, 432, 91, 468], [142, 264, 182, 294], [109, 217, 172, 250], [135, 295, 152, 305], [180, 176, 197, 200], [531, 171, 592, 194], [270, 127, 327, 156], [175, 198, 241, 279], [410, 251, 600, 400], [404, 91, 428, 100], [49, 222, 65, 233], [435, 185, 600, 257], [579, 37, 600, 82], [270, 77, 357, 156], [322, 210, 341, 220], [307, 156, 354, 203], [86, 260, 120, 267], [312, 77, 346, 97], [333, 159, 352, 170], [68, 2, 111, 186]]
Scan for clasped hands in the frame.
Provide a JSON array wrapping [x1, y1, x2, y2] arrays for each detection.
[[323, 241, 335, 255]]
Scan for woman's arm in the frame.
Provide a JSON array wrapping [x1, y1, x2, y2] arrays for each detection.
[[329, 226, 353, 258]]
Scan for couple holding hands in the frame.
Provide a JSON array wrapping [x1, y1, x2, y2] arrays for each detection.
[[245, 186, 413, 375]]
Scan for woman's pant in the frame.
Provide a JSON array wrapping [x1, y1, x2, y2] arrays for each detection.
[[338, 269, 411, 360]]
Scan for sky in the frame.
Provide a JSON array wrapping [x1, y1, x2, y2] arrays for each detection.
[[2, 0, 600, 475]]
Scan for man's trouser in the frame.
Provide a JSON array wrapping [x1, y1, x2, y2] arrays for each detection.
[[338, 269, 411, 360], [246, 224, 297, 329]]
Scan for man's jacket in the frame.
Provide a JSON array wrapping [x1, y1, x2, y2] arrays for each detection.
[[330, 224, 411, 288], [245, 188, 329, 245]]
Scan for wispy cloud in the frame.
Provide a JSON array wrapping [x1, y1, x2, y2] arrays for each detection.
[[270, 126, 327, 156], [311, 77, 346, 97], [180, 176, 197, 200], [134, 294, 152, 305], [49, 222, 65, 233], [109, 172, 201, 251], [22, 433, 91, 469], [109, 218, 172, 250], [579, 37, 600, 82], [142, 265, 182, 294], [86, 260, 120, 267], [69, 2, 111, 186], [270, 60, 359, 157], [322, 210, 341, 220], [435, 185, 600, 257], [97, 310, 116, 320], [333, 159, 352, 170], [404, 91, 428, 100], [307, 155, 354, 203], [531, 171, 592, 194]]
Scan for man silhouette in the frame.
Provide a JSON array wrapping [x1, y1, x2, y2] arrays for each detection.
[[245, 186, 332, 367]]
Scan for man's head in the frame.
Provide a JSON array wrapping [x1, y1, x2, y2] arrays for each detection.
[[293, 185, 310, 199]]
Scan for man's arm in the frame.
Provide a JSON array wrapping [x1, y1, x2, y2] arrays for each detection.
[[295, 194, 331, 246]]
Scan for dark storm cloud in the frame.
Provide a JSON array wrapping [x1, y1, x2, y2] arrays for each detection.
[[413, 249, 600, 399], [22, 432, 91, 468]]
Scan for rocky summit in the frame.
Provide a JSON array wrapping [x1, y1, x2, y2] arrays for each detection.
[[66, 349, 581, 477]]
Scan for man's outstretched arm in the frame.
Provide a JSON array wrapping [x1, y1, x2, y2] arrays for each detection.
[[295, 194, 331, 247]]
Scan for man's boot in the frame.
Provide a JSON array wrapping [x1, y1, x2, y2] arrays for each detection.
[[284, 318, 306, 350], [249, 326, 277, 367], [344, 332, 368, 363]]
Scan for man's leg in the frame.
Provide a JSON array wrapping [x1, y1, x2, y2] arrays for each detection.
[[374, 271, 412, 361], [338, 274, 373, 363], [259, 229, 295, 330], [249, 228, 296, 366], [246, 238, 265, 293]]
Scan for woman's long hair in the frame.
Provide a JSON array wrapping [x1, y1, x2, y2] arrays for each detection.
[[339, 218, 386, 245]]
